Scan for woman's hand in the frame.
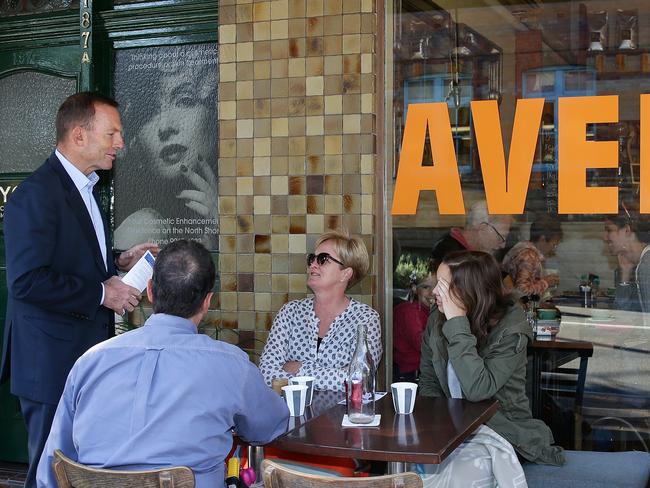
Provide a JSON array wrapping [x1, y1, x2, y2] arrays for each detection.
[[177, 158, 218, 219], [177, 159, 218, 248], [544, 273, 560, 287], [282, 361, 302, 375], [617, 253, 635, 282], [435, 279, 466, 320]]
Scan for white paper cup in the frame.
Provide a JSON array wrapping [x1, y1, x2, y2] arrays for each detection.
[[282, 384, 308, 416], [391, 382, 418, 414], [289, 376, 315, 406]]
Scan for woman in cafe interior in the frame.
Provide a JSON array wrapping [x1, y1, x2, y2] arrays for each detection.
[[259, 230, 382, 391], [603, 198, 650, 313], [393, 266, 436, 382], [502, 214, 563, 299], [418, 250, 564, 486]]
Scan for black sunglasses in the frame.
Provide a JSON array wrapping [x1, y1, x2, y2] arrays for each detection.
[[307, 252, 345, 267]]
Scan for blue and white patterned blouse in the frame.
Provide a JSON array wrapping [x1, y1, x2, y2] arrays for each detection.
[[260, 297, 383, 391]]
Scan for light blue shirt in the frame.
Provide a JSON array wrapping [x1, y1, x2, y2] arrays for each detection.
[[56, 149, 107, 304], [36, 313, 289, 488]]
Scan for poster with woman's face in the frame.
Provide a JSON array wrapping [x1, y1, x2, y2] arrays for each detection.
[[113, 43, 218, 251]]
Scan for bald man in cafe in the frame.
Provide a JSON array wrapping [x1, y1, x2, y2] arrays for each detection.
[[37, 240, 289, 487], [430, 199, 513, 271]]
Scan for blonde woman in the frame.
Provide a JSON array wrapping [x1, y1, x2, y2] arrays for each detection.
[[260, 231, 382, 391]]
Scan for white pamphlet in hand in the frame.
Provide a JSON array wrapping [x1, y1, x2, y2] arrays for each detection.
[[121, 250, 155, 292]]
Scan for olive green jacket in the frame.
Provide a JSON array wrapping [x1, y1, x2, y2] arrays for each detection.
[[419, 304, 565, 466]]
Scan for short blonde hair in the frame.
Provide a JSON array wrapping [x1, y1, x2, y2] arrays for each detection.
[[314, 230, 369, 286]]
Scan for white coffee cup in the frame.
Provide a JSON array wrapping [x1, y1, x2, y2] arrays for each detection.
[[289, 376, 315, 406], [391, 382, 418, 414], [282, 384, 308, 416]]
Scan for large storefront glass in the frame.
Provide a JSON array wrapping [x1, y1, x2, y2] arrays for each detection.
[[387, 1, 649, 452]]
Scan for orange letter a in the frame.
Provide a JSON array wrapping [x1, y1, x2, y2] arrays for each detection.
[[391, 103, 464, 215]]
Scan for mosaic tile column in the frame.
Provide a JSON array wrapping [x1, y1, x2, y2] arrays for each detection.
[[218, 0, 377, 360]]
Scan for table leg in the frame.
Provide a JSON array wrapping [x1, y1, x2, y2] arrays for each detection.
[[247, 445, 264, 481], [573, 355, 589, 450], [532, 350, 543, 419], [388, 461, 406, 474]]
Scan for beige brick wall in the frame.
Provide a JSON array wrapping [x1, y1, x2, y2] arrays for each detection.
[[216, 0, 378, 360]]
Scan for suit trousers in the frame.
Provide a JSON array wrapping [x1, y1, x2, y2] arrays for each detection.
[[20, 397, 57, 488]]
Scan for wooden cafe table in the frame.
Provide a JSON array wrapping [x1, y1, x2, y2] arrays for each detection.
[[269, 391, 499, 474], [528, 335, 594, 421]]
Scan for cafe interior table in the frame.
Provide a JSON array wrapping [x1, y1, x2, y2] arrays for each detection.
[[269, 392, 499, 474], [528, 334, 594, 449]]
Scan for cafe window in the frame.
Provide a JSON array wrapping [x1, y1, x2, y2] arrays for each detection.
[[387, 0, 650, 453]]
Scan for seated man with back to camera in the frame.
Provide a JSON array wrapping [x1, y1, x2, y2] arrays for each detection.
[[36, 240, 289, 488]]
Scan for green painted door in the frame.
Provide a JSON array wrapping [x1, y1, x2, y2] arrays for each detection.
[[0, 0, 217, 463], [0, 7, 81, 464]]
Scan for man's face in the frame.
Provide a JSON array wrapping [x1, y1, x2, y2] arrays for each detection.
[[477, 219, 510, 253], [81, 103, 125, 174]]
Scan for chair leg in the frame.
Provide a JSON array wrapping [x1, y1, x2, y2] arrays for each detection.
[[159, 471, 172, 488], [52, 459, 72, 488], [574, 412, 583, 450]]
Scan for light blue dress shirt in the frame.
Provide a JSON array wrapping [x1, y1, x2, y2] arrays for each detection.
[[56, 149, 108, 305], [36, 313, 289, 488], [55, 149, 107, 267]]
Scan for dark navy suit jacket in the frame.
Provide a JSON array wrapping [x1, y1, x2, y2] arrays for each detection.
[[0, 153, 115, 405]]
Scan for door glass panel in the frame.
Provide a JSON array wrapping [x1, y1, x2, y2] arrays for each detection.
[[113, 43, 219, 251], [0, 0, 78, 16], [0, 71, 75, 173]]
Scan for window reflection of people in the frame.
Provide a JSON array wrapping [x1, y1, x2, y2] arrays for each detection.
[[502, 215, 563, 299], [430, 200, 513, 271], [603, 200, 650, 312], [114, 49, 218, 251], [418, 251, 564, 486], [393, 269, 436, 382]]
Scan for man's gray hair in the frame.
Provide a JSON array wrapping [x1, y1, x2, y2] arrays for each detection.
[[466, 200, 490, 228]]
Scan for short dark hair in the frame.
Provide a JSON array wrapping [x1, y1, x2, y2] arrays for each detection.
[[56, 92, 119, 143], [529, 214, 563, 244], [151, 240, 215, 318]]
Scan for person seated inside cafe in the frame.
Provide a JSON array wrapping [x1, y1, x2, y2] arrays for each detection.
[[259, 230, 382, 391], [36, 240, 289, 488], [393, 265, 436, 382], [603, 198, 650, 313], [430, 199, 513, 271], [502, 214, 563, 299], [418, 250, 564, 486]]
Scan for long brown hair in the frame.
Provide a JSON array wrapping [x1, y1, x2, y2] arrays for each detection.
[[442, 250, 511, 344]]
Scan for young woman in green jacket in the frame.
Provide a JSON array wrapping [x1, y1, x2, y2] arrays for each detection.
[[417, 251, 564, 487]]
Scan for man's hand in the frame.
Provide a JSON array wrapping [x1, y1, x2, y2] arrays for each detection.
[[103, 276, 142, 315], [116, 243, 159, 272]]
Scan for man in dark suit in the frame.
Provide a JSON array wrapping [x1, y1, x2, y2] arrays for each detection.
[[0, 92, 157, 488]]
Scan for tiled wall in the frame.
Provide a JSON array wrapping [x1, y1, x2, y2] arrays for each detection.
[[216, 0, 378, 360]]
